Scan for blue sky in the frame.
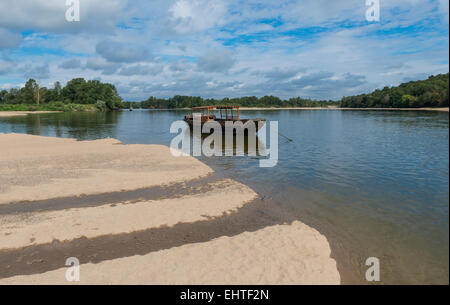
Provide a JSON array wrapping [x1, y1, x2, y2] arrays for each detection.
[[0, 0, 448, 101]]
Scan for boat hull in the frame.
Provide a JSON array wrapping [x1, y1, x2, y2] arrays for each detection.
[[184, 118, 266, 134]]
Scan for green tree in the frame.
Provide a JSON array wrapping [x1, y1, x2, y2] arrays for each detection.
[[402, 94, 419, 107]]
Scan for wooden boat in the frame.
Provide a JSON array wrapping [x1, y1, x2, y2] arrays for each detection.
[[184, 106, 266, 134]]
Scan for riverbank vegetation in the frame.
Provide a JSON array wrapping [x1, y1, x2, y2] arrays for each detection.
[[1, 74, 448, 112], [0, 78, 123, 112], [123, 96, 337, 110], [0, 103, 97, 112], [340, 73, 448, 108], [123, 73, 448, 110]]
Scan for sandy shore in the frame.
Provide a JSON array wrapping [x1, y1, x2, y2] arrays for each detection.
[[0, 111, 61, 117], [0, 133, 340, 285], [239, 107, 449, 112], [0, 133, 213, 204]]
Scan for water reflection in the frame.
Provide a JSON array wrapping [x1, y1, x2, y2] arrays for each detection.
[[190, 129, 267, 156], [0, 112, 121, 140]]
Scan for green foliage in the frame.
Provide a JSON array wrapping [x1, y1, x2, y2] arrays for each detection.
[[0, 78, 123, 111], [123, 95, 337, 109], [401, 94, 418, 107], [340, 73, 449, 108], [61, 78, 123, 108], [0, 103, 97, 112], [95, 100, 107, 111], [22, 79, 38, 104]]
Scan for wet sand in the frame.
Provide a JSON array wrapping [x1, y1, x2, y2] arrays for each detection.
[[0, 179, 257, 250], [0, 133, 340, 284]]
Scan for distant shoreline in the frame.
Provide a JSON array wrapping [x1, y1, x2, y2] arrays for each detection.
[[128, 107, 449, 112], [1, 108, 448, 117], [238, 107, 449, 112]]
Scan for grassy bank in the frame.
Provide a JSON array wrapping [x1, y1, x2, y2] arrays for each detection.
[[0, 103, 98, 112]]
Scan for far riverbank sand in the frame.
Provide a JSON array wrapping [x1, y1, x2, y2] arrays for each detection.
[[0, 111, 61, 117], [239, 107, 449, 112], [0, 133, 340, 284]]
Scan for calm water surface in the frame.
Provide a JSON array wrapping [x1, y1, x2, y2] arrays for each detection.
[[1, 110, 448, 284]]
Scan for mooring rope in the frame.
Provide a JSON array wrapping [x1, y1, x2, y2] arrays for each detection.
[[278, 132, 293, 142]]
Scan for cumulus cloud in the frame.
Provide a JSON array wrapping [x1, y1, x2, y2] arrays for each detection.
[[197, 49, 236, 73], [59, 59, 82, 69], [286, 72, 367, 99], [169, 0, 227, 33], [118, 64, 163, 76], [437, 0, 449, 22], [0, 61, 14, 75], [170, 60, 194, 72], [0, 0, 128, 34], [85, 57, 121, 75], [253, 67, 308, 81], [96, 40, 152, 63], [0, 28, 22, 49], [290, 72, 335, 88], [23, 63, 50, 80], [231, 71, 368, 100]]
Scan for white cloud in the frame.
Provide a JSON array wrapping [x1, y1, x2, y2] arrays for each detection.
[[0, 28, 22, 49], [197, 49, 236, 73], [85, 57, 121, 75], [0, 0, 128, 34], [169, 0, 227, 33], [438, 0, 449, 22], [0, 61, 14, 75], [22, 63, 51, 80], [96, 40, 152, 63], [59, 59, 82, 69], [118, 64, 163, 76], [170, 60, 194, 72]]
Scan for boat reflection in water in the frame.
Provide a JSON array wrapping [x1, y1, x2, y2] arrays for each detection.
[[190, 130, 268, 157]]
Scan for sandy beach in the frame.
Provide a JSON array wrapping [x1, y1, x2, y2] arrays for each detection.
[[0, 133, 340, 285], [0, 111, 61, 117]]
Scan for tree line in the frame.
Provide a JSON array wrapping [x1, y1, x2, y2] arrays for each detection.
[[1, 73, 448, 111], [340, 73, 449, 108], [0, 78, 124, 111], [124, 96, 337, 109], [125, 73, 448, 109]]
